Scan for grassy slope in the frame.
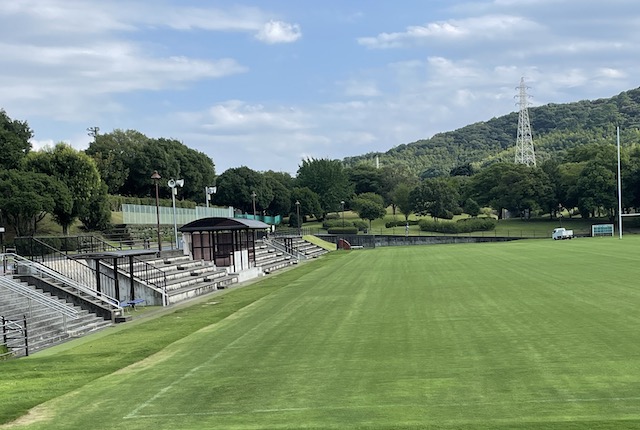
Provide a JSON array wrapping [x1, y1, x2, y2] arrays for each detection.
[[4, 238, 640, 429]]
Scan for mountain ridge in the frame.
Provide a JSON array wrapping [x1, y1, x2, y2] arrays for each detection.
[[344, 87, 640, 176]]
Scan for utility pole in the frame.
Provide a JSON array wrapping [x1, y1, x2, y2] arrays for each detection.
[[514, 78, 536, 166], [86, 126, 100, 140]]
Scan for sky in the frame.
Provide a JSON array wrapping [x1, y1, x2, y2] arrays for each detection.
[[1, 0, 639, 175]]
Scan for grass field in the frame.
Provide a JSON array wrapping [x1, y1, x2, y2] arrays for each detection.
[[3, 237, 640, 429]]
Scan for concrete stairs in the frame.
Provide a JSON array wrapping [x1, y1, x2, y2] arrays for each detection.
[[0, 281, 113, 357], [119, 253, 239, 304], [254, 241, 297, 274]]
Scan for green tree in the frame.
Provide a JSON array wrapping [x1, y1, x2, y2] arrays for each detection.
[[214, 167, 273, 214], [85, 129, 144, 195], [392, 183, 413, 221], [352, 193, 386, 230], [264, 173, 291, 216], [0, 110, 32, 170], [464, 198, 481, 217], [410, 178, 459, 220], [346, 164, 383, 195], [575, 161, 617, 219], [291, 187, 323, 220], [23, 143, 103, 234], [296, 158, 353, 217], [79, 182, 112, 231], [0, 170, 71, 236], [469, 163, 552, 219]]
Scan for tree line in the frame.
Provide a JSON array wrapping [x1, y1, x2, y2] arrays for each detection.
[[2, 97, 640, 239]]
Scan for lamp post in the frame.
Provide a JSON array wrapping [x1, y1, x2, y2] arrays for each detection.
[[168, 178, 184, 249], [251, 191, 257, 219], [341, 200, 345, 227], [295, 200, 301, 236], [151, 170, 162, 252]]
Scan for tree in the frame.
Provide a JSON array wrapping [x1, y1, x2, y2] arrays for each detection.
[[346, 164, 383, 195], [410, 178, 459, 220], [379, 162, 418, 214], [296, 158, 353, 217], [464, 198, 481, 217], [352, 193, 386, 230], [86, 130, 216, 200], [214, 167, 273, 214], [79, 182, 112, 231], [265, 175, 291, 216], [575, 161, 617, 219], [291, 187, 323, 220], [0, 170, 71, 236], [392, 183, 413, 221], [468, 163, 552, 218], [23, 143, 103, 234], [0, 110, 32, 170], [85, 129, 144, 195]]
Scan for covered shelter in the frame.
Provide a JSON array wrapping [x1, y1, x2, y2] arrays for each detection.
[[179, 217, 270, 271]]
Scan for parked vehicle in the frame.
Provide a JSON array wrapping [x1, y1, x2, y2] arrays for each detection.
[[552, 227, 574, 240]]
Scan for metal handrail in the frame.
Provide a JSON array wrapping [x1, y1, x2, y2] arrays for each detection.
[[0, 276, 79, 320], [2, 253, 122, 312], [16, 236, 168, 302], [261, 237, 306, 261]]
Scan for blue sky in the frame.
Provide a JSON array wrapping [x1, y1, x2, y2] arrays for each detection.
[[1, 0, 639, 175]]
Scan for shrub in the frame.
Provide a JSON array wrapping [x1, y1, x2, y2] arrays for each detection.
[[385, 220, 420, 228], [322, 219, 343, 229], [327, 226, 358, 234], [352, 220, 368, 231], [325, 213, 340, 220], [418, 217, 497, 234]]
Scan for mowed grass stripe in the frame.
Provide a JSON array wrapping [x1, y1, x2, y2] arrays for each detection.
[[4, 238, 640, 429]]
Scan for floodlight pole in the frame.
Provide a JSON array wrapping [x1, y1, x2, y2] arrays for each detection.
[[295, 200, 301, 236], [251, 191, 257, 219], [341, 201, 345, 227], [151, 171, 162, 252], [617, 126, 623, 239]]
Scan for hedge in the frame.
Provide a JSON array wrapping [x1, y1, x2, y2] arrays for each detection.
[[327, 226, 358, 234], [418, 217, 497, 234]]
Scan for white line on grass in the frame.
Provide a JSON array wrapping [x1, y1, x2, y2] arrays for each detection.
[[124, 297, 310, 420], [124, 396, 640, 419]]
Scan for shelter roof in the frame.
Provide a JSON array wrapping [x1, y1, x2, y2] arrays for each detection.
[[178, 217, 270, 233]]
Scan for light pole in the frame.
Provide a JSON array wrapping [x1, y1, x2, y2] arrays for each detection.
[[205, 186, 216, 208], [295, 200, 301, 236], [251, 191, 257, 219], [168, 178, 184, 249], [341, 200, 345, 227], [151, 170, 162, 252]]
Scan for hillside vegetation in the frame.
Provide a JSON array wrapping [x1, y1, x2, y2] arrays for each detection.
[[344, 87, 640, 176]]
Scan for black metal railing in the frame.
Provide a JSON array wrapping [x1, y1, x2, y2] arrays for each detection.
[[1, 315, 28, 358], [14, 236, 167, 303]]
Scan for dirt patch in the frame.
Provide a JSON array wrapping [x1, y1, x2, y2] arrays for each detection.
[[0, 404, 53, 428]]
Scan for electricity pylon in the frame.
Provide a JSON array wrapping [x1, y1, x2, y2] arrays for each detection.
[[514, 77, 536, 166]]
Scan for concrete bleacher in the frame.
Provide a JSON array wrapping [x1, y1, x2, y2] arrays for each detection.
[[254, 241, 297, 274], [0, 281, 112, 357], [117, 253, 239, 305]]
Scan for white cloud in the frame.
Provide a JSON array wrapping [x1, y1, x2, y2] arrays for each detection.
[[358, 14, 540, 49], [341, 79, 381, 97], [254, 20, 302, 44]]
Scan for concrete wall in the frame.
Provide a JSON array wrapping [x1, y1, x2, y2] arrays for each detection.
[[316, 234, 523, 248]]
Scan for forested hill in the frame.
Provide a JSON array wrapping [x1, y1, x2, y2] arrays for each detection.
[[344, 87, 640, 177]]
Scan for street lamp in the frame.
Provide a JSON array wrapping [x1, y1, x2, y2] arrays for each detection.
[[151, 170, 162, 252], [295, 200, 301, 235], [168, 178, 184, 249], [205, 186, 217, 208], [341, 200, 345, 227], [251, 191, 257, 219]]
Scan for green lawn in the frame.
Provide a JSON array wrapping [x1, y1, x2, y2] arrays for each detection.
[[3, 237, 640, 429]]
